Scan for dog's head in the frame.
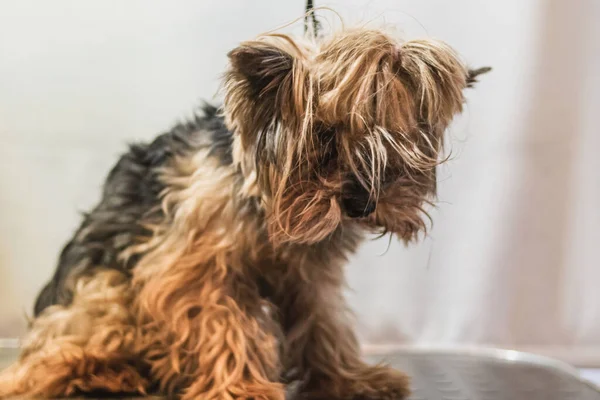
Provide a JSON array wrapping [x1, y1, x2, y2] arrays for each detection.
[[224, 28, 488, 246]]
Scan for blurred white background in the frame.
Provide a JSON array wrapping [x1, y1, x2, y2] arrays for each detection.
[[1, 0, 599, 365]]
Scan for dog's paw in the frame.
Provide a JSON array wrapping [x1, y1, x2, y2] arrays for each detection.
[[351, 387, 409, 400], [350, 383, 410, 400], [345, 364, 410, 400], [297, 365, 410, 400]]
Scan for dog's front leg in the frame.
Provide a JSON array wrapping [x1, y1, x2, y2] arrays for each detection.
[[136, 257, 285, 400], [277, 263, 410, 400]]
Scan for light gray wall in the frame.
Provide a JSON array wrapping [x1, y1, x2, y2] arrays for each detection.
[[2, 0, 600, 365]]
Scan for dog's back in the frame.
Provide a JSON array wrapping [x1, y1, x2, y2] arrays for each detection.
[[33, 104, 232, 316]]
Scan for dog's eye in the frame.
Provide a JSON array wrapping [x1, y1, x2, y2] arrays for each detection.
[[318, 126, 337, 166]]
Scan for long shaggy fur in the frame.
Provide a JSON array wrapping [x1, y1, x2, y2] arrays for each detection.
[[225, 29, 470, 245], [0, 25, 486, 400]]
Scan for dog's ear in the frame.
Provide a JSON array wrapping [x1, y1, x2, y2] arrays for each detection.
[[466, 66, 492, 88], [227, 42, 294, 101], [397, 39, 470, 128], [224, 38, 309, 151]]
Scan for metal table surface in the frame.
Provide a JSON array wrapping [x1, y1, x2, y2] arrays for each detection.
[[366, 348, 600, 400], [2, 347, 599, 399]]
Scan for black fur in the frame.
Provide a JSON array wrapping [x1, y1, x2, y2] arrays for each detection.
[[34, 104, 233, 316], [467, 67, 492, 88], [340, 178, 376, 219]]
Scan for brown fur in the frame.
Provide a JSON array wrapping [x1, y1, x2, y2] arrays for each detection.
[[0, 269, 147, 397], [225, 29, 469, 246], [0, 26, 486, 400]]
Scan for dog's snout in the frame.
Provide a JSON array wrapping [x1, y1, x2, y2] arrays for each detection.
[[341, 179, 377, 218], [342, 199, 376, 218]]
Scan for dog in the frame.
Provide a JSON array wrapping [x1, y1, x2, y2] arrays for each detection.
[[0, 25, 487, 400]]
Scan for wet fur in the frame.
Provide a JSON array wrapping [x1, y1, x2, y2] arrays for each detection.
[[0, 27, 486, 400]]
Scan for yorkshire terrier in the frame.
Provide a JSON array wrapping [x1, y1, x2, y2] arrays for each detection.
[[0, 25, 487, 400]]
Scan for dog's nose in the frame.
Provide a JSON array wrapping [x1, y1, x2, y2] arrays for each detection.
[[341, 179, 377, 218], [342, 198, 376, 218]]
